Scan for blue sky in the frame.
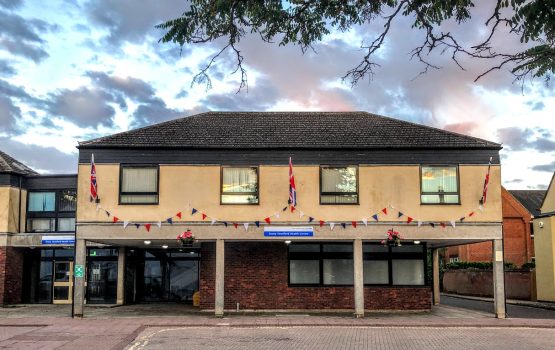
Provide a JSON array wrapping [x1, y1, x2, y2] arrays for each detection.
[[0, 0, 554, 189]]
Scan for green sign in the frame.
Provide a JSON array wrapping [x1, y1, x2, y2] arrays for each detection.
[[75, 265, 84, 278]]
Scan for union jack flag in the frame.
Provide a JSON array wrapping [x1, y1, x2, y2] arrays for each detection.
[[480, 157, 493, 205], [289, 157, 297, 210], [90, 154, 99, 202]]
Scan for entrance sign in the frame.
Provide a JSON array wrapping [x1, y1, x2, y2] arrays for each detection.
[[74, 265, 84, 278], [264, 226, 313, 237], [41, 235, 75, 245]]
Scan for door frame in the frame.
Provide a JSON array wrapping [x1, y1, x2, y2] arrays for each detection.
[[52, 261, 73, 304]]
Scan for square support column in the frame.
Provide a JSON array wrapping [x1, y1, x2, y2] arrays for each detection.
[[116, 247, 126, 306], [215, 239, 225, 317], [353, 239, 364, 318], [493, 239, 506, 318], [73, 239, 86, 317], [432, 248, 440, 305]]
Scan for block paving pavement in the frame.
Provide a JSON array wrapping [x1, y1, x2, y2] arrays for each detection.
[[0, 304, 554, 349]]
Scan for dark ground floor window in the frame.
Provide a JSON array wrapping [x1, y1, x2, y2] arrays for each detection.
[[288, 242, 427, 286]]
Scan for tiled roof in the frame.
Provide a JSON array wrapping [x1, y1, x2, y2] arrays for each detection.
[[79, 111, 501, 149], [508, 190, 546, 217], [0, 150, 39, 175]]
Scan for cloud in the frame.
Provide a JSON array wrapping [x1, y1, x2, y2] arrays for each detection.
[[0, 0, 23, 10], [0, 59, 16, 76], [0, 95, 19, 132], [85, 0, 188, 46], [531, 161, 555, 173], [443, 122, 480, 135], [531, 138, 555, 152], [0, 10, 56, 62], [47, 87, 116, 127], [0, 137, 77, 174], [496, 127, 533, 150], [506, 178, 523, 183]]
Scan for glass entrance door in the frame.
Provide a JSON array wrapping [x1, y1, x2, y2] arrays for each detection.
[[52, 261, 73, 304]]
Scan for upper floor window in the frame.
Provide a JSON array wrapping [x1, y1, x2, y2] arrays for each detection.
[[119, 165, 159, 204], [221, 167, 259, 204], [320, 166, 358, 204], [28, 192, 56, 212], [59, 189, 77, 211], [421, 166, 459, 204]]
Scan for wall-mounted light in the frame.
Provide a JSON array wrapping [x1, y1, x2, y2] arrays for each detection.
[[162, 245, 168, 249], [539, 222, 544, 228], [413, 240, 421, 245], [284, 240, 292, 245], [144, 240, 151, 245]]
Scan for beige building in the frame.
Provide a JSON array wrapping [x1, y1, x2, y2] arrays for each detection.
[[534, 173, 555, 301], [70, 112, 506, 318]]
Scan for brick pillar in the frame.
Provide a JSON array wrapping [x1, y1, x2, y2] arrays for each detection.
[[0, 247, 24, 305]]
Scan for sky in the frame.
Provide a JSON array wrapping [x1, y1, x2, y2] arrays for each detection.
[[0, 0, 554, 189]]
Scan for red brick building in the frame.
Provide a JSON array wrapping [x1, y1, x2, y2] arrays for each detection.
[[444, 187, 544, 266]]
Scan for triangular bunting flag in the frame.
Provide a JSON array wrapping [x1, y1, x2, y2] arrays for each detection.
[[397, 212, 404, 218], [341, 223, 347, 229], [429, 222, 435, 228], [96, 204, 101, 212], [191, 208, 198, 215], [329, 222, 335, 230], [243, 223, 249, 231], [351, 221, 357, 228], [176, 212, 182, 219], [468, 211, 475, 217], [450, 220, 456, 228], [135, 223, 141, 229], [275, 212, 281, 219], [264, 217, 271, 224], [201, 213, 207, 220], [255, 221, 260, 227], [362, 218, 368, 226], [211, 218, 216, 225], [123, 221, 129, 229], [381, 208, 388, 215], [167, 217, 173, 224], [478, 204, 484, 211], [233, 223, 238, 229], [156, 221, 162, 228], [291, 206, 296, 213], [319, 220, 325, 227], [105, 210, 111, 217], [308, 217, 314, 223], [282, 206, 288, 212], [222, 222, 228, 227], [145, 223, 151, 232], [372, 214, 379, 221], [112, 216, 119, 223], [460, 217, 466, 222], [407, 217, 413, 224], [440, 222, 446, 229], [299, 211, 305, 218], [417, 221, 422, 227]]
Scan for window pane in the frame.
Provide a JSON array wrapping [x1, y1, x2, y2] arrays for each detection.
[[392, 259, 425, 285], [221, 194, 259, 204], [55, 248, 75, 258], [321, 167, 357, 193], [28, 192, 55, 212], [122, 167, 157, 193], [222, 168, 258, 193], [57, 218, 75, 232], [421, 194, 459, 204], [88, 248, 118, 257], [320, 194, 358, 204], [323, 259, 353, 285], [289, 244, 320, 253], [27, 218, 55, 232], [391, 245, 424, 253], [120, 194, 158, 204], [59, 190, 77, 211], [364, 260, 389, 284], [421, 166, 457, 193], [289, 260, 320, 284], [323, 244, 353, 253], [363, 245, 389, 253]]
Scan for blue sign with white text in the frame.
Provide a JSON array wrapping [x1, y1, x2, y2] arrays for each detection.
[[264, 227, 314, 237], [41, 235, 75, 245]]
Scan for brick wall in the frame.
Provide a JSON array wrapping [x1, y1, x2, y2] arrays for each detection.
[[0, 247, 24, 304], [200, 242, 431, 311]]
